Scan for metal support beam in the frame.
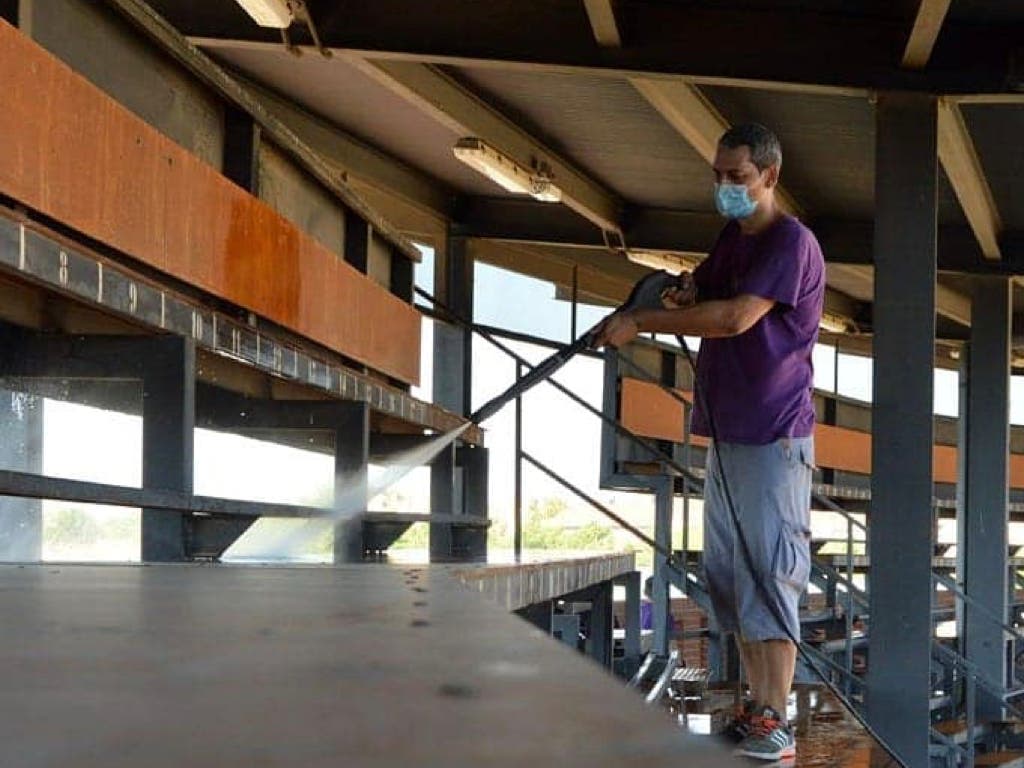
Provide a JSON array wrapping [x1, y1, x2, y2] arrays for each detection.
[[0, 388, 42, 561], [455, 444, 489, 561], [429, 443, 457, 562], [958, 276, 1012, 720], [629, 79, 803, 218], [587, 579, 614, 669], [433, 233, 473, 416], [344, 208, 371, 273], [620, 570, 642, 677], [652, 476, 673, 658], [142, 336, 196, 562], [582, 0, 621, 48], [937, 97, 1003, 261], [182, 4, 1021, 97], [902, 0, 953, 69], [866, 93, 938, 768], [430, 232, 473, 562], [222, 105, 260, 194], [333, 402, 370, 563], [390, 246, 414, 303]]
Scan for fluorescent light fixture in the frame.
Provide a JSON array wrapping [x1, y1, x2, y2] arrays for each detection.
[[453, 138, 562, 202], [233, 0, 294, 28], [625, 250, 702, 275], [819, 311, 854, 334]]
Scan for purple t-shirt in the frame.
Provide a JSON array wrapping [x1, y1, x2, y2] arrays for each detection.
[[690, 215, 824, 444]]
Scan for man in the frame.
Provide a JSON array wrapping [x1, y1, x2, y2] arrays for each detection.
[[594, 123, 824, 761], [640, 575, 676, 634]]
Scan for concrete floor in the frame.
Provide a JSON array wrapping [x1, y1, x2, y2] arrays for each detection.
[[0, 562, 741, 767]]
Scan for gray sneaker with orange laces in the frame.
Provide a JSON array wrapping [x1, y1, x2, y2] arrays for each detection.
[[736, 706, 796, 761]]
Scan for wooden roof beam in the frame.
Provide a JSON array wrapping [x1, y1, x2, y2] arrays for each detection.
[[579, 4, 805, 218], [902, 0, 953, 69], [628, 79, 804, 219], [582, 0, 621, 48], [937, 97, 1003, 261]]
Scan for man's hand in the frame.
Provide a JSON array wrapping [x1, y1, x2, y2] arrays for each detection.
[[592, 312, 640, 349], [661, 273, 697, 309]]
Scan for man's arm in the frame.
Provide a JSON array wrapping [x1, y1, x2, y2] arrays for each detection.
[[634, 294, 775, 337], [593, 293, 775, 348]]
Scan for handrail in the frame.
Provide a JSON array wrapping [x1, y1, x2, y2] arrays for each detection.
[[933, 642, 1024, 719], [933, 572, 1024, 645]]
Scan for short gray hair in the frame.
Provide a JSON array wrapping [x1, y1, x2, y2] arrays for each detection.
[[719, 123, 782, 171]]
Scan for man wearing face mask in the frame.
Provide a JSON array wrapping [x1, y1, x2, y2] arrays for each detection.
[[594, 123, 824, 762]]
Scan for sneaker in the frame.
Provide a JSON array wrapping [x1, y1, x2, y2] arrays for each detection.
[[724, 699, 758, 742], [735, 706, 796, 761]]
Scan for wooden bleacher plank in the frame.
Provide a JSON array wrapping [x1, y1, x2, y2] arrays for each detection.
[[618, 376, 1024, 488], [0, 19, 420, 385]]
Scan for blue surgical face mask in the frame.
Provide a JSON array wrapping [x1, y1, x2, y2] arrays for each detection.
[[714, 182, 758, 220]]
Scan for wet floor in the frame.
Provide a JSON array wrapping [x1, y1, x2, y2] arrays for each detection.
[[674, 685, 902, 767]]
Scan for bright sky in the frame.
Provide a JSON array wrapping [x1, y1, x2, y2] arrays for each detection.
[[18, 242, 1024, 560]]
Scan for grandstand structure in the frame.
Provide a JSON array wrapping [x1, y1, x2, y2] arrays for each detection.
[[2, 1, 1024, 765]]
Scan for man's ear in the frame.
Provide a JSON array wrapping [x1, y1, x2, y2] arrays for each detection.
[[764, 164, 780, 189]]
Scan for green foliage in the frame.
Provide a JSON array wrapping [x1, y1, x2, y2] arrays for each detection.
[[45, 507, 102, 546], [521, 497, 616, 551], [391, 522, 429, 549]]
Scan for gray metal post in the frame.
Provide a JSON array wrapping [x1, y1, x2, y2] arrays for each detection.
[[429, 444, 456, 562], [588, 580, 614, 669], [430, 231, 472, 561], [652, 475, 673, 657], [958, 277, 1011, 719], [0, 389, 42, 561], [141, 336, 195, 562], [866, 92, 937, 768], [456, 444, 488, 561], [333, 402, 370, 563], [623, 570, 641, 676]]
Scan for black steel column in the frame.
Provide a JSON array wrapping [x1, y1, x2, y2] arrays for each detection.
[[0, 389, 42, 560], [343, 210, 370, 274], [455, 444, 489, 561], [333, 402, 370, 563], [141, 336, 195, 562], [430, 231, 473, 561], [958, 277, 1011, 719], [588, 580, 614, 670], [429, 443, 457, 562], [866, 93, 937, 768], [222, 106, 260, 195], [652, 475, 673, 657], [621, 571, 642, 678]]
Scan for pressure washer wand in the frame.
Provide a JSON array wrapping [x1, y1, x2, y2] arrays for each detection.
[[470, 270, 686, 425]]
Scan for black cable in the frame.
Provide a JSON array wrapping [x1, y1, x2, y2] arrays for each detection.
[[675, 335, 905, 768]]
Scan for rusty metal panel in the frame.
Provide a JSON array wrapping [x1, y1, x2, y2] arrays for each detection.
[[0, 20, 420, 385], [256, 140, 345, 257], [620, 377, 1024, 488]]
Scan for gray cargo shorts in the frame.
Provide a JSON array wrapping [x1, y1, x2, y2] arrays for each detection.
[[702, 436, 814, 643]]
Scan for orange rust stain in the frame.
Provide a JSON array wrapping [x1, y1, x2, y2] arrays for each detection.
[[0, 19, 420, 385]]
